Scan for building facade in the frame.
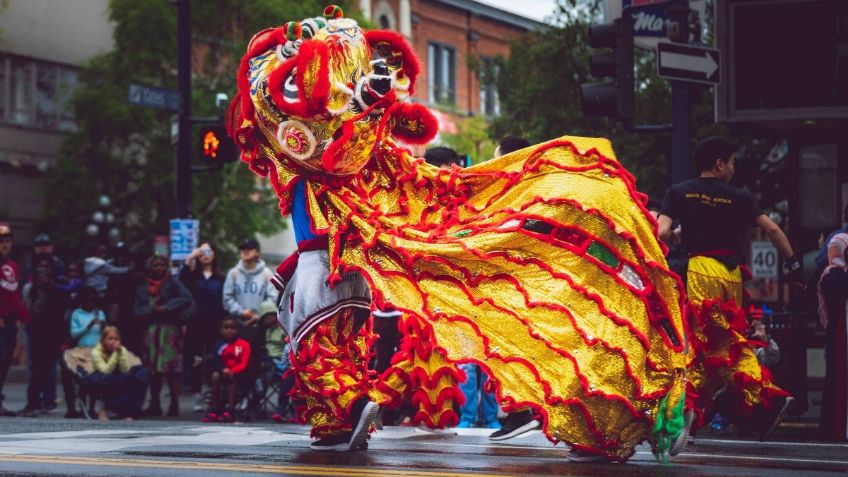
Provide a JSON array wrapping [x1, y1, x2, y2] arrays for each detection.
[[0, 0, 113, 243], [358, 0, 542, 120]]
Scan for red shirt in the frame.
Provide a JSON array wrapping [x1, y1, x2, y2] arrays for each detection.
[[0, 258, 29, 323], [215, 338, 251, 374]]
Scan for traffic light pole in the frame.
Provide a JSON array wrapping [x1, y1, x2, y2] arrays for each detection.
[[176, 0, 192, 219], [667, 0, 691, 184]]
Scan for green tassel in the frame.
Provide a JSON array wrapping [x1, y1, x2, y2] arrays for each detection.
[[651, 393, 685, 464]]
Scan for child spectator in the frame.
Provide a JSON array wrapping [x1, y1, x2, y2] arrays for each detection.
[[61, 286, 104, 418], [259, 301, 294, 422], [203, 316, 251, 423], [70, 286, 105, 348], [89, 326, 149, 420]]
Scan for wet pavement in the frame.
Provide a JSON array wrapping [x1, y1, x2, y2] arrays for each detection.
[[0, 416, 844, 477]]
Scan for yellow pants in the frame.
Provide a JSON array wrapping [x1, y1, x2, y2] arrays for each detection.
[[293, 309, 373, 438], [686, 256, 788, 422]]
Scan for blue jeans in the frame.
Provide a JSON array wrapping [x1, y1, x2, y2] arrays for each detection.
[[458, 363, 498, 426]]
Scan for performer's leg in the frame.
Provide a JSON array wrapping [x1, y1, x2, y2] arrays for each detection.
[[687, 257, 791, 439], [293, 308, 378, 447]]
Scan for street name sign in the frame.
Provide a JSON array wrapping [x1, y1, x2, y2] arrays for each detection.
[[128, 83, 181, 111], [657, 42, 720, 85]]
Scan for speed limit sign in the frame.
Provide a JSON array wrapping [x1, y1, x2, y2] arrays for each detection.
[[750, 241, 779, 279]]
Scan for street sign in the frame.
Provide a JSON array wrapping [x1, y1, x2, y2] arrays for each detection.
[[604, 0, 707, 50], [657, 42, 720, 85], [750, 240, 779, 279], [128, 83, 181, 111], [169, 219, 199, 261]]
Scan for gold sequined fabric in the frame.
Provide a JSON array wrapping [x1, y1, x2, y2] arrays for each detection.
[[279, 137, 688, 459]]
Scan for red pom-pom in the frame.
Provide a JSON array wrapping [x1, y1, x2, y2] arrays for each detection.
[[282, 21, 302, 41], [323, 5, 344, 19]]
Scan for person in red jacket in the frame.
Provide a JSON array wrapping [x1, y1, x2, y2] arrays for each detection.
[[203, 316, 251, 422], [0, 225, 30, 417]]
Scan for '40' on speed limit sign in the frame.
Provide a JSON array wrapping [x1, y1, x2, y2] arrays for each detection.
[[750, 240, 778, 279]]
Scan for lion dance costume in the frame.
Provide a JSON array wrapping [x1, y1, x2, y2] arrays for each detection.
[[229, 6, 688, 460]]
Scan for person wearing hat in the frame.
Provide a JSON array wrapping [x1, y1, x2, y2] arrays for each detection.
[[22, 234, 64, 285], [0, 225, 31, 416], [222, 239, 275, 329]]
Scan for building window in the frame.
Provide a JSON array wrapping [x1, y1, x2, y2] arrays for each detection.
[[428, 43, 455, 106], [478, 57, 500, 117], [0, 55, 77, 131]]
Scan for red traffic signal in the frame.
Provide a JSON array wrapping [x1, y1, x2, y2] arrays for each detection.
[[198, 125, 237, 163]]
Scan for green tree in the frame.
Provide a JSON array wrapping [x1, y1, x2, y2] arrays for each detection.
[[438, 116, 496, 165], [44, 0, 359, 261]]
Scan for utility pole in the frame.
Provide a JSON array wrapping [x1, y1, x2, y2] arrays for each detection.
[[176, 0, 192, 219], [667, 0, 691, 184]]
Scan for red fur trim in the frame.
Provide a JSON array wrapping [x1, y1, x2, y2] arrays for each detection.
[[267, 40, 330, 118], [364, 30, 421, 94], [388, 102, 438, 145]]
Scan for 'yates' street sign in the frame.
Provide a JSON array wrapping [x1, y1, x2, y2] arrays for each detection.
[[657, 42, 721, 85], [128, 83, 181, 111]]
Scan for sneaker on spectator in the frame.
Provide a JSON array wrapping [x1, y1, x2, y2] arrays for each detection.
[[455, 421, 474, 429], [202, 411, 219, 423], [192, 393, 204, 413], [488, 410, 539, 441], [566, 449, 611, 463], [41, 401, 58, 412], [483, 421, 501, 430], [219, 410, 235, 423], [272, 412, 284, 423]]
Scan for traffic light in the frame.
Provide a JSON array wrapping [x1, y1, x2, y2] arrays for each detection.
[[198, 125, 237, 163], [580, 17, 634, 120]]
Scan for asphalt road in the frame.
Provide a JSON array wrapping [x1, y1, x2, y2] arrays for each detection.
[[0, 415, 845, 477]]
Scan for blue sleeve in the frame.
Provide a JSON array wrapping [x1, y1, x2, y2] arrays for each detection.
[[291, 181, 317, 243], [70, 310, 86, 338]]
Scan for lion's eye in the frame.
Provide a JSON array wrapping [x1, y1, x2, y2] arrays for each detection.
[[283, 70, 298, 103]]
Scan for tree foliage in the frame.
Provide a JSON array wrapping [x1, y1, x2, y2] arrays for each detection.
[[44, 0, 359, 261], [489, 0, 774, 202]]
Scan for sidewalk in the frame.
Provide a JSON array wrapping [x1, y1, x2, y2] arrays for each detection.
[[0, 366, 230, 422]]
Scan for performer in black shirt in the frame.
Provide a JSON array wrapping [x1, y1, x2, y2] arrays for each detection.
[[658, 137, 798, 451]]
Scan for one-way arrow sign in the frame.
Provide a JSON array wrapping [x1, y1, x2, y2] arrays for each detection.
[[657, 43, 721, 85]]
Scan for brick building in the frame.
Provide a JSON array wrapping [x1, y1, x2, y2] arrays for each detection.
[[358, 0, 543, 121]]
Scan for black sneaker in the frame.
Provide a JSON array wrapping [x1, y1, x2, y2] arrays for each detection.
[[566, 449, 610, 463], [488, 410, 540, 441], [669, 409, 694, 457], [310, 432, 353, 451], [755, 395, 795, 442], [348, 398, 379, 451], [0, 406, 17, 417]]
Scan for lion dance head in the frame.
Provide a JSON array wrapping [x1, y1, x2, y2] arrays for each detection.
[[228, 5, 438, 178]]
